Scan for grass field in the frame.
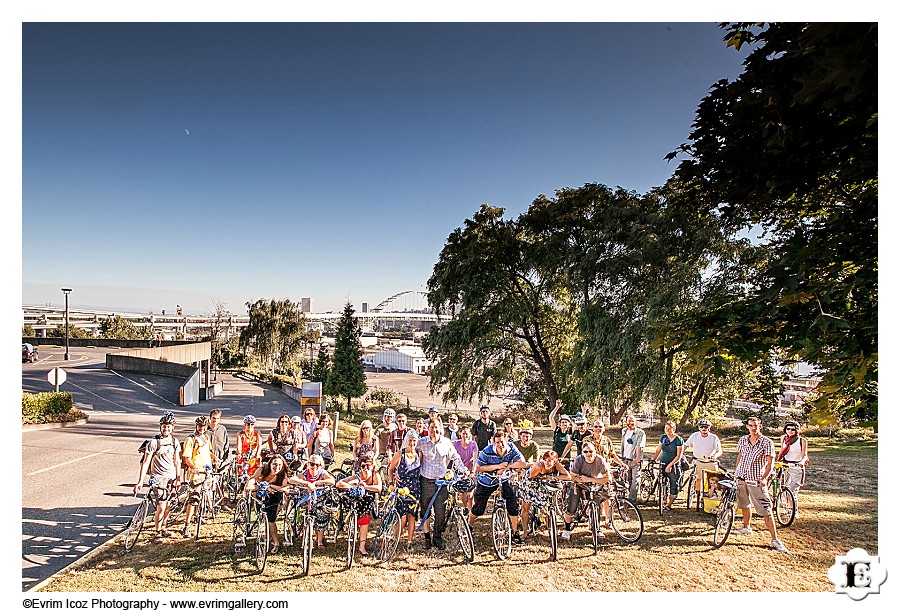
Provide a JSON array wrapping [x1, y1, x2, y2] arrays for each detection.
[[37, 423, 877, 592]]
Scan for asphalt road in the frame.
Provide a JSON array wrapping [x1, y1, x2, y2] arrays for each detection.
[[21, 345, 301, 591]]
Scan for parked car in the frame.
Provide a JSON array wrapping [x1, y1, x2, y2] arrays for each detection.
[[22, 343, 38, 363]]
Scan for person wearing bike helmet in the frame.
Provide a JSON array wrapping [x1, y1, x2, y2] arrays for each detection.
[[684, 418, 723, 494], [181, 415, 213, 538], [134, 412, 182, 540], [375, 408, 397, 464], [777, 420, 809, 499], [237, 415, 262, 478], [564, 413, 590, 458], [516, 424, 539, 463], [336, 452, 383, 556]]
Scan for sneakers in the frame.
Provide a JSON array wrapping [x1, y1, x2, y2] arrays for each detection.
[[771, 538, 790, 553], [182, 526, 192, 539], [732, 525, 753, 536], [433, 533, 445, 550], [561, 530, 572, 540], [511, 533, 522, 546]]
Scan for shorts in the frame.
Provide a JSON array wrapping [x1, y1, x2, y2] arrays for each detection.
[[472, 481, 520, 517], [150, 477, 175, 501], [736, 479, 772, 516], [357, 514, 371, 526]]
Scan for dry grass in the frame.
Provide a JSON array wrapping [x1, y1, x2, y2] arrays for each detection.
[[37, 428, 876, 592]]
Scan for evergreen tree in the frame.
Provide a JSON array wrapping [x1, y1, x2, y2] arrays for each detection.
[[311, 346, 331, 385], [325, 302, 366, 413]]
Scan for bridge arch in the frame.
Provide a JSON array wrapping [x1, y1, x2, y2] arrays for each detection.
[[371, 290, 430, 313]]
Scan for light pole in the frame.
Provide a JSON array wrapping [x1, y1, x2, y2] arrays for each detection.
[[61, 288, 72, 360]]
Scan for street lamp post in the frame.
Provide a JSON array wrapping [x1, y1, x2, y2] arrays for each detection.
[[61, 288, 72, 360]]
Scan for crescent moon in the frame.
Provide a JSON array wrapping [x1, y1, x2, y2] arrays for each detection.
[[184, 129, 190, 136]]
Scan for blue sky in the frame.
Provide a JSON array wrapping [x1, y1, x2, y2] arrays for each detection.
[[22, 22, 751, 315]]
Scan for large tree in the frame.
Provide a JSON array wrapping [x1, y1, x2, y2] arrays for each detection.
[[424, 204, 577, 408], [99, 315, 148, 339], [240, 298, 316, 375], [325, 302, 366, 413], [668, 23, 877, 418]]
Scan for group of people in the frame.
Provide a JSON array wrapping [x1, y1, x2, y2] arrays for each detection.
[[134, 401, 809, 557]]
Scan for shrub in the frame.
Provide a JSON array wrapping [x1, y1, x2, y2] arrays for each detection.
[[22, 392, 86, 424], [365, 387, 402, 407]]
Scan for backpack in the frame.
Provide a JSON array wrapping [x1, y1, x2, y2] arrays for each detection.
[[138, 434, 176, 466]]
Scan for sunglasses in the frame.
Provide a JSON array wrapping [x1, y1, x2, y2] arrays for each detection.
[[309, 463, 322, 467], [699, 426, 710, 429], [786, 427, 797, 432], [583, 450, 596, 455], [504, 423, 513, 426]]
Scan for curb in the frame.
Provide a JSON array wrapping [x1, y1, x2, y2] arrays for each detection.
[[22, 416, 90, 432], [27, 527, 124, 592]]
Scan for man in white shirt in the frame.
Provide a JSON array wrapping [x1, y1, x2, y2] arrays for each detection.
[[683, 419, 723, 492], [417, 417, 470, 550], [620, 414, 645, 501]]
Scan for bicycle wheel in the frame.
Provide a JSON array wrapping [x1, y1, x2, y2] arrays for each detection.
[[588, 500, 600, 554], [491, 504, 512, 560], [345, 509, 359, 569], [553, 488, 569, 519], [774, 488, 797, 527], [254, 512, 269, 573], [712, 505, 734, 549], [610, 496, 643, 543], [166, 483, 188, 525], [301, 516, 314, 576], [282, 498, 297, 547], [547, 506, 558, 561], [454, 507, 475, 563], [232, 498, 249, 550], [374, 509, 401, 562], [685, 470, 696, 510], [123, 498, 150, 551], [637, 471, 654, 505]]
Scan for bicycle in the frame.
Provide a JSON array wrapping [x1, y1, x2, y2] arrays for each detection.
[[417, 473, 476, 562], [372, 485, 418, 562], [564, 481, 608, 554], [606, 466, 644, 542], [636, 461, 667, 516], [232, 485, 270, 573], [124, 477, 168, 551], [770, 461, 798, 527], [189, 468, 219, 539], [283, 486, 322, 576], [479, 470, 518, 560], [520, 477, 562, 561], [711, 472, 738, 548]]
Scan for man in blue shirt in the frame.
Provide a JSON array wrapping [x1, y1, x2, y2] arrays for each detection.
[[469, 431, 529, 544]]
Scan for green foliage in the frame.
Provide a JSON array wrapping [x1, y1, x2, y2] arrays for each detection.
[[22, 392, 86, 424], [22, 324, 35, 337], [98, 315, 148, 339], [240, 298, 318, 375], [325, 302, 366, 413], [214, 336, 247, 370], [311, 347, 331, 385], [50, 323, 92, 339], [424, 204, 576, 408], [669, 22, 877, 418], [365, 387, 403, 408]]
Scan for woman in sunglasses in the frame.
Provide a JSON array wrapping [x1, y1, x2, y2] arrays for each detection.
[[387, 431, 422, 549], [336, 452, 383, 556], [777, 420, 809, 498], [352, 420, 379, 472], [267, 414, 299, 463], [288, 454, 336, 549], [501, 418, 518, 442], [245, 454, 290, 554]]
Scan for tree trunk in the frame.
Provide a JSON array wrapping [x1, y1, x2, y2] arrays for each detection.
[[610, 399, 631, 427]]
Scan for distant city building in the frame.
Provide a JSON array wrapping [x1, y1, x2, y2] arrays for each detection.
[[371, 344, 433, 374], [301, 297, 313, 313], [361, 302, 368, 313]]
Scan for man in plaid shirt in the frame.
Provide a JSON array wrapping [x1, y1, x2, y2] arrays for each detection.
[[732, 416, 789, 553]]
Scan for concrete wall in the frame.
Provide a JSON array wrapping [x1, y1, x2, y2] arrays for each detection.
[[109, 341, 211, 364], [104, 342, 211, 406], [106, 354, 197, 379], [23, 337, 194, 350]]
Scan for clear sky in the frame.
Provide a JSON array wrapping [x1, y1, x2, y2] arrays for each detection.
[[22, 22, 752, 315]]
